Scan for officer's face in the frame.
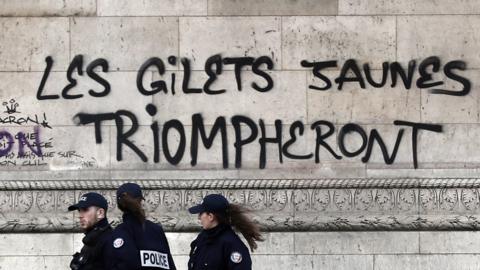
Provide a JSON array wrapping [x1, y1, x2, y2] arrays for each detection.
[[198, 212, 217, 230], [78, 206, 104, 230]]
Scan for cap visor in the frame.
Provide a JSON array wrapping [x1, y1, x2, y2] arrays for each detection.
[[68, 201, 89, 211], [188, 205, 204, 214], [68, 204, 79, 211]]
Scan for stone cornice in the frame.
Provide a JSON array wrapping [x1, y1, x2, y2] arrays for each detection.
[[1, 178, 480, 232], [2, 178, 480, 190]]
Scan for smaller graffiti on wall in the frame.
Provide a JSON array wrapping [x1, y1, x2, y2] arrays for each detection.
[[0, 99, 51, 128], [0, 127, 97, 168], [0, 100, 97, 169]]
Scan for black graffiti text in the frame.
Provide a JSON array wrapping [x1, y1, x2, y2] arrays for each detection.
[[302, 56, 470, 96]]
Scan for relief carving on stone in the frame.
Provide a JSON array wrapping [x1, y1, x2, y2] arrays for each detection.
[[1, 178, 480, 232]]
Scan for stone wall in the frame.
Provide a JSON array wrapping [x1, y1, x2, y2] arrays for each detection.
[[2, 232, 480, 270], [1, 0, 480, 269]]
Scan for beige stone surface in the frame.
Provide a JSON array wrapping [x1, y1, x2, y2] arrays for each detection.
[[0, 18, 69, 72], [0, 256, 71, 270], [418, 124, 480, 165], [97, 0, 207, 16], [375, 254, 480, 270], [366, 167, 480, 179], [0, 234, 73, 256], [0, 0, 95, 16], [8, 232, 480, 269], [208, 0, 338, 15], [339, 0, 480, 15], [71, 17, 178, 71], [397, 16, 480, 68], [294, 232, 419, 254], [420, 232, 480, 254], [278, 255, 374, 270], [108, 163, 366, 180], [179, 17, 281, 70], [420, 70, 479, 124], [283, 16, 396, 69]]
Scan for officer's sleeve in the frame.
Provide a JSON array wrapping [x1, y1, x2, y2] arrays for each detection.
[[105, 230, 142, 270], [224, 239, 252, 270], [157, 225, 177, 270]]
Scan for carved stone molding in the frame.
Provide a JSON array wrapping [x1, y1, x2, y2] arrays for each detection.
[[2, 178, 480, 190], [1, 178, 480, 232]]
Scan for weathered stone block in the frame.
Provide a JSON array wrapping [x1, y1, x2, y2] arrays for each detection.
[[179, 17, 281, 70], [255, 232, 295, 255], [0, 170, 111, 181], [339, 0, 480, 15], [375, 255, 480, 270], [294, 232, 419, 254], [71, 17, 178, 71], [0, 0, 96, 16], [397, 16, 480, 68], [0, 256, 71, 270], [420, 70, 479, 124], [418, 124, 480, 165], [208, 0, 338, 15], [420, 232, 480, 254], [0, 234, 73, 255], [283, 16, 396, 69], [293, 255, 373, 270], [307, 70, 421, 124], [108, 162, 366, 181], [97, 0, 207, 16], [166, 233, 197, 255], [367, 167, 480, 179], [0, 18, 69, 72]]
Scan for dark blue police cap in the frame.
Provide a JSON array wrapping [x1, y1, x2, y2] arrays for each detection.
[[188, 194, 229, 214], [116, 182, 144, 201], [68, 192, 108, 211]]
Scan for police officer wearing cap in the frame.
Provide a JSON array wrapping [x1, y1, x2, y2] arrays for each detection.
[[68, 192, 112, 270], [106, 182, 176, 270], [188, 194, 264, 270]]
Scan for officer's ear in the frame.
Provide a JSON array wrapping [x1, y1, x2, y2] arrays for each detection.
[[207, 212, 216, 222], [96, 207, 106, 219]]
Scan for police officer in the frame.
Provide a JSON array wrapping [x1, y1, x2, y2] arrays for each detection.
[[187, 194, 264, 270], [68, 192, 112, 270], [106, 182, 176, 270]]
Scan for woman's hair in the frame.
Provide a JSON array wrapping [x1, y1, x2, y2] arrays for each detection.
[[117, 192, 146, 223], [216, 204, 264, 251]]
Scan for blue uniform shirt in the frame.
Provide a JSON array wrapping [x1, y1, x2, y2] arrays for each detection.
[[188, 224, 252, 270], [106, 213, 176, 270]]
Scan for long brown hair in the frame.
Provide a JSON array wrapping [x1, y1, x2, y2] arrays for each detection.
[[117, 192, 146, 223], [216, 203, 264, 251]]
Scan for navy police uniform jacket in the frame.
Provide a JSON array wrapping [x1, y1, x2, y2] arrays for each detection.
[[70, 218, 112, 270], [106, 213, 176, 270], [188, 224, 252, 270]]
